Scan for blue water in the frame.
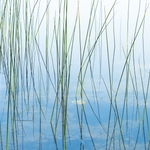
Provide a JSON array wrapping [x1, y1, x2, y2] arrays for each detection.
[[1, 71, 150, 150]]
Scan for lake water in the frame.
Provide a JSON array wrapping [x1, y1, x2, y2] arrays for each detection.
[[1, 0, 150, 149]]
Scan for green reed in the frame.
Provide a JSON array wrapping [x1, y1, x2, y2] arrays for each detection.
[[1, 0, 150, 149]]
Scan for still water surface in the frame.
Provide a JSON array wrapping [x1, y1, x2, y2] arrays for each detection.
[[1, 0, 150, 149]]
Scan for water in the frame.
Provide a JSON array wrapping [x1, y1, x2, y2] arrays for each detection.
[[1, 0, 150, 149]]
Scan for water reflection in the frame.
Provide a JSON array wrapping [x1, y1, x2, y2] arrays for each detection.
[[1, 0, 150, 149]]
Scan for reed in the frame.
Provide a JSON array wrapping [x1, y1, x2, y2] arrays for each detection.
[[0, 0, 150, 149]]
